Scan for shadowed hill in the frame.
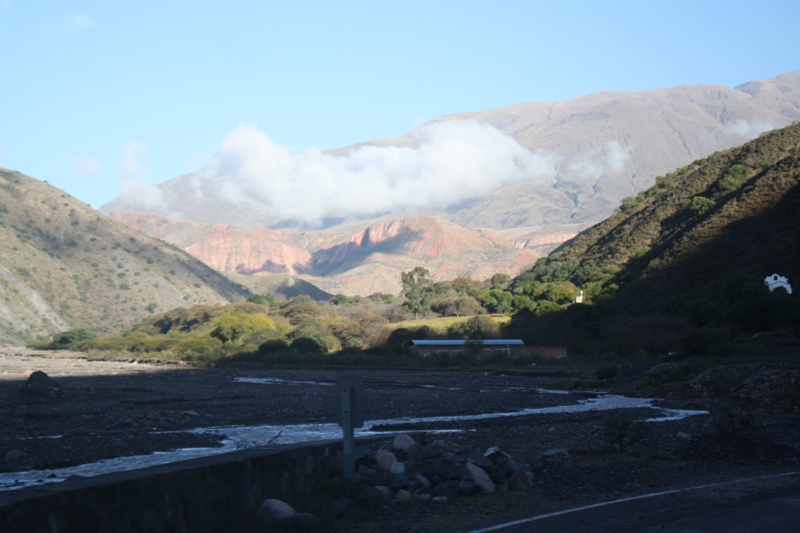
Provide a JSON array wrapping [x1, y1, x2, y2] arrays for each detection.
[[532, 121, 800, 312], [0, 168, 250, 344]]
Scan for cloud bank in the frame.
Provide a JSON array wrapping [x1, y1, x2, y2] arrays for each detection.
[[186, 122, 561, 223]]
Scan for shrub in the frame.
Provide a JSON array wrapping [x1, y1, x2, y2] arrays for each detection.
[[291, 337, 324, 353], [687, 196, 715, 214], [259, 339, 291, 353], [210, 312, 275, 342], [52, 329, 96, 346], [448, 315, 497, 340]]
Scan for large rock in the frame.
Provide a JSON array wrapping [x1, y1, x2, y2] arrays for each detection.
[[255, 498, 297, 524], [283, 512, 319, 530], [434, 458, 460, 479], [508, 470, 535, 491], [466, 462, 496, 494], [407, 442, 427, 462], [393, 434, 416, 451], [375, 449, 397, 471], [17, 371, 62, 400]]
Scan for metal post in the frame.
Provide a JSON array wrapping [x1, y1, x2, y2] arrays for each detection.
[[341, 383, 355, 480], [337, 375, 363, 481]]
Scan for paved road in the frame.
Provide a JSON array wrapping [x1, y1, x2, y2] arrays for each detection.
[[466, 471, 800, 533]]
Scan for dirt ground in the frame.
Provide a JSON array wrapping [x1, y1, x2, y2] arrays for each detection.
[[2, 348, 800, 532]]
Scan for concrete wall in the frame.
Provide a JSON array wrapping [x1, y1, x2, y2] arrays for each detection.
[[0, 440, 353, 533]]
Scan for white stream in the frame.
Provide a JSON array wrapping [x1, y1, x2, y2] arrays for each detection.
[[0, 386, 707, 492]]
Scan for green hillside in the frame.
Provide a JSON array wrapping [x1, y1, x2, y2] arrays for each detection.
[[0, 168, 250, 344], [509, 122, 800, 352]]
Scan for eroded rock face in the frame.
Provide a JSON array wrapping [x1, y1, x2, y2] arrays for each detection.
[[110, 212, 537, 295]]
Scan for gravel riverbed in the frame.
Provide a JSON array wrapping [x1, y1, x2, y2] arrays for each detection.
[[2, 348, 799, 532]]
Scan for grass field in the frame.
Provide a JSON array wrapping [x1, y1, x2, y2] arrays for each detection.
[[390, 315, 511, 332]]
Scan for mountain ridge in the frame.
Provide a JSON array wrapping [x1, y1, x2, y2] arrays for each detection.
[[109, 211, 537, 295], [103, 72, 800, 240], [529, 120, 800, 312]]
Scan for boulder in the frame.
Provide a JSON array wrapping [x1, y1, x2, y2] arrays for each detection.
[[407, 442, 427, 462], [465, 462, 496, 494], [256, 498, 297, 524], [375, 449, 397, 471], [406, 458, 435, 476], [413, 472, 432, 490], [434, 458, 460, 479], [283, 512, 319, 530], [17, 371, 62, 400], [393, 434, 416, 451], [4, 450, 28, 464], [507, 470, 535, 491], [540, 448, 572, 469]]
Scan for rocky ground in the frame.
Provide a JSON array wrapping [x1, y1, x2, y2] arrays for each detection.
[[2, 348, 800, 532]]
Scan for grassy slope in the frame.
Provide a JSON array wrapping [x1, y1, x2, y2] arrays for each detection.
[[0, 168, 250, 344], [545, 122, 800, 309]]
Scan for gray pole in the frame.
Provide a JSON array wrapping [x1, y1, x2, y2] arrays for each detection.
[[341, 384, 355, 480]]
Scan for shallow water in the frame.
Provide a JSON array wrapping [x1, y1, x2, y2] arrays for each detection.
[[0, 389, 707, 492]]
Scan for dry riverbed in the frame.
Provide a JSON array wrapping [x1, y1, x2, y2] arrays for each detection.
[[1, 347, 799, 532]]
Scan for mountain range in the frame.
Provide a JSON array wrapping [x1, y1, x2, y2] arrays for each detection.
[[97, 71, 800, 294], [109, 212, 536, 296]]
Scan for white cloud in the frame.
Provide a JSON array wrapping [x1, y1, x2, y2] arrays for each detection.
[[719, 119, 778, 139], [697, 118, 782, 151], [563, 140, 632, 182], [193, 121, 560, 223], [118, 141, 168, 212], [121, 141, 147, 181], [70, 155, 103, 176]]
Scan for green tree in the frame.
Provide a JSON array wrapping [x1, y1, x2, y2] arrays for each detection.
[[401, 266, 433, 319], [210, 312, 275, 343], [247, 293, 276, 308], [52, 329, 96, 346], [490, 273, 511, 289]]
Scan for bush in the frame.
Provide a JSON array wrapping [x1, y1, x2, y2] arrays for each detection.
[[291, 337, 324, 353], [210, 312, 275, 342], [687, 196, 715, 214], [448, 315, 497, 340], [52, 329, 96, 346], [259, 339, 291, 353]]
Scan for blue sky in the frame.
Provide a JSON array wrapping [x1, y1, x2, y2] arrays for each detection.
[[1, 0, 798, 208]]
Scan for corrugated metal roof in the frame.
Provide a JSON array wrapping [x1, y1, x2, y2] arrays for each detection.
[[411, 340, 525, 346]]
